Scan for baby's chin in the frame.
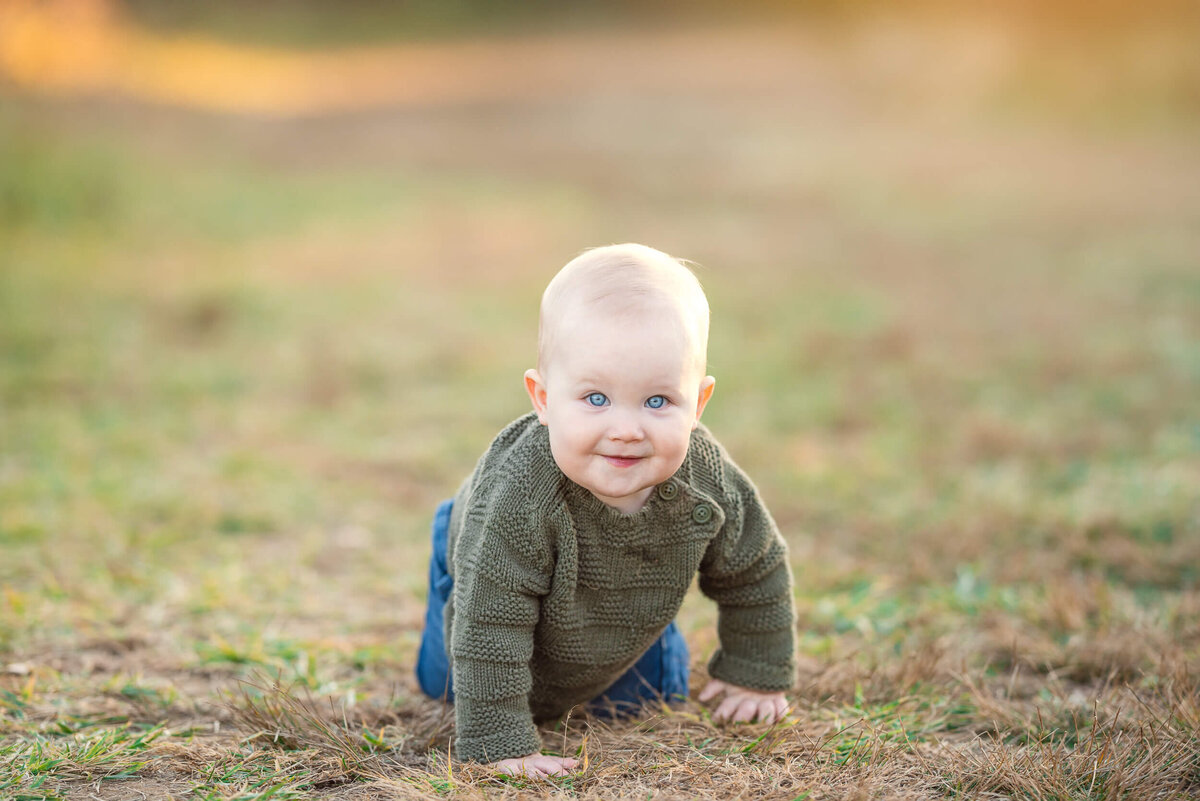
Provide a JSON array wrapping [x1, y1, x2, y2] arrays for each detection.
[[588, 489, 655, 515]]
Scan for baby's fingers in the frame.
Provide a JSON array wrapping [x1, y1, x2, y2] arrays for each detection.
[[732, 697, 760, 723], [529, 756, 577, 777], [494, 755, 578, 779], [755, 697, 785, 725], [544, 757, 579, 776], [774, 696, 790, 722], [698, 679, 728, 703], [496, 760, 539, 778], [712, 694, 741, 723]]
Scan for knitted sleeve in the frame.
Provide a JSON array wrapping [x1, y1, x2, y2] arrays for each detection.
[[449, 474, 552, 762], [697, 459, 796, 692]]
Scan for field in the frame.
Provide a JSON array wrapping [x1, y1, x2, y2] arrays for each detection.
[[2, 3, 1199, 799]]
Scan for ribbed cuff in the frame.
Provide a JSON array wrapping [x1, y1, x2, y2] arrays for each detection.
[[707, 650, 794, 693], [454, 723, 542, 763]]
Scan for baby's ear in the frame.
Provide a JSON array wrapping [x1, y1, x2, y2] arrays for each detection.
[[524, 369, 549, 424], [693, 376, 716, 428]]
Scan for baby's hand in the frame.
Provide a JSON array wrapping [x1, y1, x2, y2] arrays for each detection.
[[489, 753, 579, 779], [699, 679, 789, 724]]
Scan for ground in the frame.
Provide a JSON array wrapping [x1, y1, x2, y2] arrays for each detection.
[[1, 5, 1199, 799]]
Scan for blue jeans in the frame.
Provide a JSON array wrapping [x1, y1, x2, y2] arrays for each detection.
[[415, 499, 690, 714]]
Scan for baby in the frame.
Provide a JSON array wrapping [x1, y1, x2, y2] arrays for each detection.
[[415, 244, 796, 778]]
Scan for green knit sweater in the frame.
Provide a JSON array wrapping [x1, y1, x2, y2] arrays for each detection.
[[445, 413, 795, 762]]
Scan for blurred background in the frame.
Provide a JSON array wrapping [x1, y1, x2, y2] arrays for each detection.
[[1, 0, 1198, 687]]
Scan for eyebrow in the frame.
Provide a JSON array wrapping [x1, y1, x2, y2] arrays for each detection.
[[570, 377, 682, 395], [569, 376, 610, 390]]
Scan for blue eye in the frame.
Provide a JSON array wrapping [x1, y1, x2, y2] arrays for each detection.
[[646, 395, 667, 409], [586, 392, 609, 407]]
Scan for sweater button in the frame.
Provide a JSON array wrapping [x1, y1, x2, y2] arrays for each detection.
[[691, 504, 713, 524], [657, 480, 679, 501]]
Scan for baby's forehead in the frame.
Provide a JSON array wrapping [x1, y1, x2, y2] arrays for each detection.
[[544, 300, 705, 373], [549, 292, 697, 341]]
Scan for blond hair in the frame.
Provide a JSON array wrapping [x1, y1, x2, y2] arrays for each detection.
[[537, 243, 710, 374]]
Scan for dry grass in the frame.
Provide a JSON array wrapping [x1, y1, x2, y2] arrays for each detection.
[[13, 654, 1188, 799]]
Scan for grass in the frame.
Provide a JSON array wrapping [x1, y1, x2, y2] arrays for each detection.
[[2, 7, 1199, 798]]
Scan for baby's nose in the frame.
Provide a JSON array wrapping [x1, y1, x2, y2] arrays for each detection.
[[607, 409, 645, 440]]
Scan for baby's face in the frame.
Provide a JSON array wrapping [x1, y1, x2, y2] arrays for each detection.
[[526, 307, 714, 515]]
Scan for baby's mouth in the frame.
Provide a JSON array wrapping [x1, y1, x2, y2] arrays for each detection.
[[602, 455, 644, 468]]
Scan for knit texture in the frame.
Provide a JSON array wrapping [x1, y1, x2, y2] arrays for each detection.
[[445, 413, 795, 763]]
